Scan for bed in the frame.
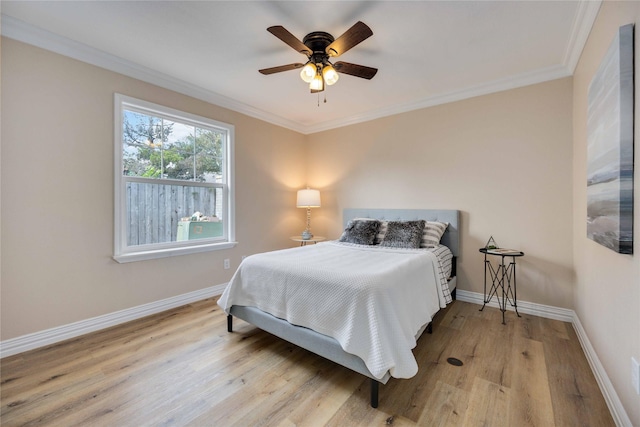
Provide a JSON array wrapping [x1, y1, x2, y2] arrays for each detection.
[[219, 209, 460, 407]]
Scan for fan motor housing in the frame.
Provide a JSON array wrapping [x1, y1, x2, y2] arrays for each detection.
[[303, 31, 334, 54]]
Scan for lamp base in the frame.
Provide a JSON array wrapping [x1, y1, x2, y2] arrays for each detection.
[[301, 230, 313, 240]]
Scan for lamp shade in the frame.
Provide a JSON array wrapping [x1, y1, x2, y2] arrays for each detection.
[[296, 189, 321, 208], [300, 63, 316, 83], [322, 64, 339, 86], [309, 73, 324, 92]]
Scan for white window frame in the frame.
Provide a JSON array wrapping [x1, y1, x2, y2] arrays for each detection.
[[113, 94, 236, 263]]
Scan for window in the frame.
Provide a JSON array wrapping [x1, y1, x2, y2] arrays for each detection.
[[114, 94, 235, 262]]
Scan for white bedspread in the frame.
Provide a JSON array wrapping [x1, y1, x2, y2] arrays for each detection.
[[218, 241, 450, 380]]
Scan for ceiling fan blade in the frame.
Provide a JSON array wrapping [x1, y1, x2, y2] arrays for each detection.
[[267, 26, 312, 56], [325, 21, 373, 57], [333, 62, 378, 80], [259, 63, 305, 75]]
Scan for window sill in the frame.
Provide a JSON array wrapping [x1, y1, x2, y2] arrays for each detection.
[[113, 241, 238, 263]]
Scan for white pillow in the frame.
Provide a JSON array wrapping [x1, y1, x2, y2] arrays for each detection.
[[421, 221, 449, 247]]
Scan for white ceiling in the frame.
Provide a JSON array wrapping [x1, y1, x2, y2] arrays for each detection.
[[1, 1, 600, 134]]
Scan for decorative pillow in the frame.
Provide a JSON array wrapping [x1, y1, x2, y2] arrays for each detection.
[[376, 221, 388, 244], [421, 221, 449, 247], [379, 220, 426, 249], [353, 217, 387, 244], [339, 219, 381, 245]]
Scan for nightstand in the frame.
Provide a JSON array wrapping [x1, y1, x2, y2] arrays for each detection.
[[479, 247, 524, 324], [290, 236, 326, 246]]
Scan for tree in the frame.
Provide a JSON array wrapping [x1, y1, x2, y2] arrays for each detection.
[[122, 111, 173, 177], [122, 111, 223, 182]]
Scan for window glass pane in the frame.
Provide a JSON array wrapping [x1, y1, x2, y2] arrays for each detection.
[[122, 110, 166, 177], [195, 127, 225, 183], [163, 120, 196, 181], [125, 182, 223, 245]]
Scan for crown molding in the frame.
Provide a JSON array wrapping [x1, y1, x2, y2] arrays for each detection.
[[563, 0, 602, 73], [2, 1, 599, 135], [0, 15, 307, 134], [304, 63, 572, 134]]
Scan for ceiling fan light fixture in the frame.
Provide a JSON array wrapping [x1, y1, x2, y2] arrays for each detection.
[[300, 62, 316, 83], [322, 64, 339, 86], [263, 22, 376, 95]]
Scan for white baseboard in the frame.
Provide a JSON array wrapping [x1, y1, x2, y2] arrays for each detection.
[[0, 283, 228, 359], [455, 289, 574, 322], [455, 289, 631, 427], [572, 314, 633, 427]]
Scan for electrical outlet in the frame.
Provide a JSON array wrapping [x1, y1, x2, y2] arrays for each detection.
[[223, 259, 230, 270], [632, 357, 640, 395]]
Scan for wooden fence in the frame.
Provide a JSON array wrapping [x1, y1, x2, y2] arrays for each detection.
[[126, 181, 220, 245]]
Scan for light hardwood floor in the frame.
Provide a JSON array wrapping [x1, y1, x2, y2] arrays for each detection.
[[1, 298, 614, 426]]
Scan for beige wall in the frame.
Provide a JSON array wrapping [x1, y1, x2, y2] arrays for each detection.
[[307, 78, 574, 309], [0, 38, 307, 340], [573, 2, 640, 425]]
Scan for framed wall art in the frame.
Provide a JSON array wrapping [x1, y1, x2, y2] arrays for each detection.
[[587, 23, 634, 254]]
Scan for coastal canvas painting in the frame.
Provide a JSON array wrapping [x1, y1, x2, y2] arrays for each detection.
[[587, 24, 634, 254]]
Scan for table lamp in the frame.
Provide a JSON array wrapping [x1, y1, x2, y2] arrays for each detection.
[[296, 188, 321, 240]]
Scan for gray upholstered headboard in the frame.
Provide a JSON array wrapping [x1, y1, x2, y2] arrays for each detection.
[[343, 209, 460, 257]]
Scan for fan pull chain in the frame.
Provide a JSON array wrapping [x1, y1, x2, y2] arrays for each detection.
[[315, 91, 327, 106]]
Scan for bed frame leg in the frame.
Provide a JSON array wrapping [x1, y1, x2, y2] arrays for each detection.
[[227, 314, 233, 332], [371, 379, 379, 408]]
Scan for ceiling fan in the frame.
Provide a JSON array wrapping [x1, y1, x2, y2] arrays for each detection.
[[259, 21, 378, 93]]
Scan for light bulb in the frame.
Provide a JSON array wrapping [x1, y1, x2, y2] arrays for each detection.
[[310, 73, 324, 91], [323, 64, 339, 86], [300, 63, 316, 83]]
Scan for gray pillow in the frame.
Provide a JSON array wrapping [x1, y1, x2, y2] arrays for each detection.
[[339, 219, 381, 245], [379, 220, 426, 249]]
